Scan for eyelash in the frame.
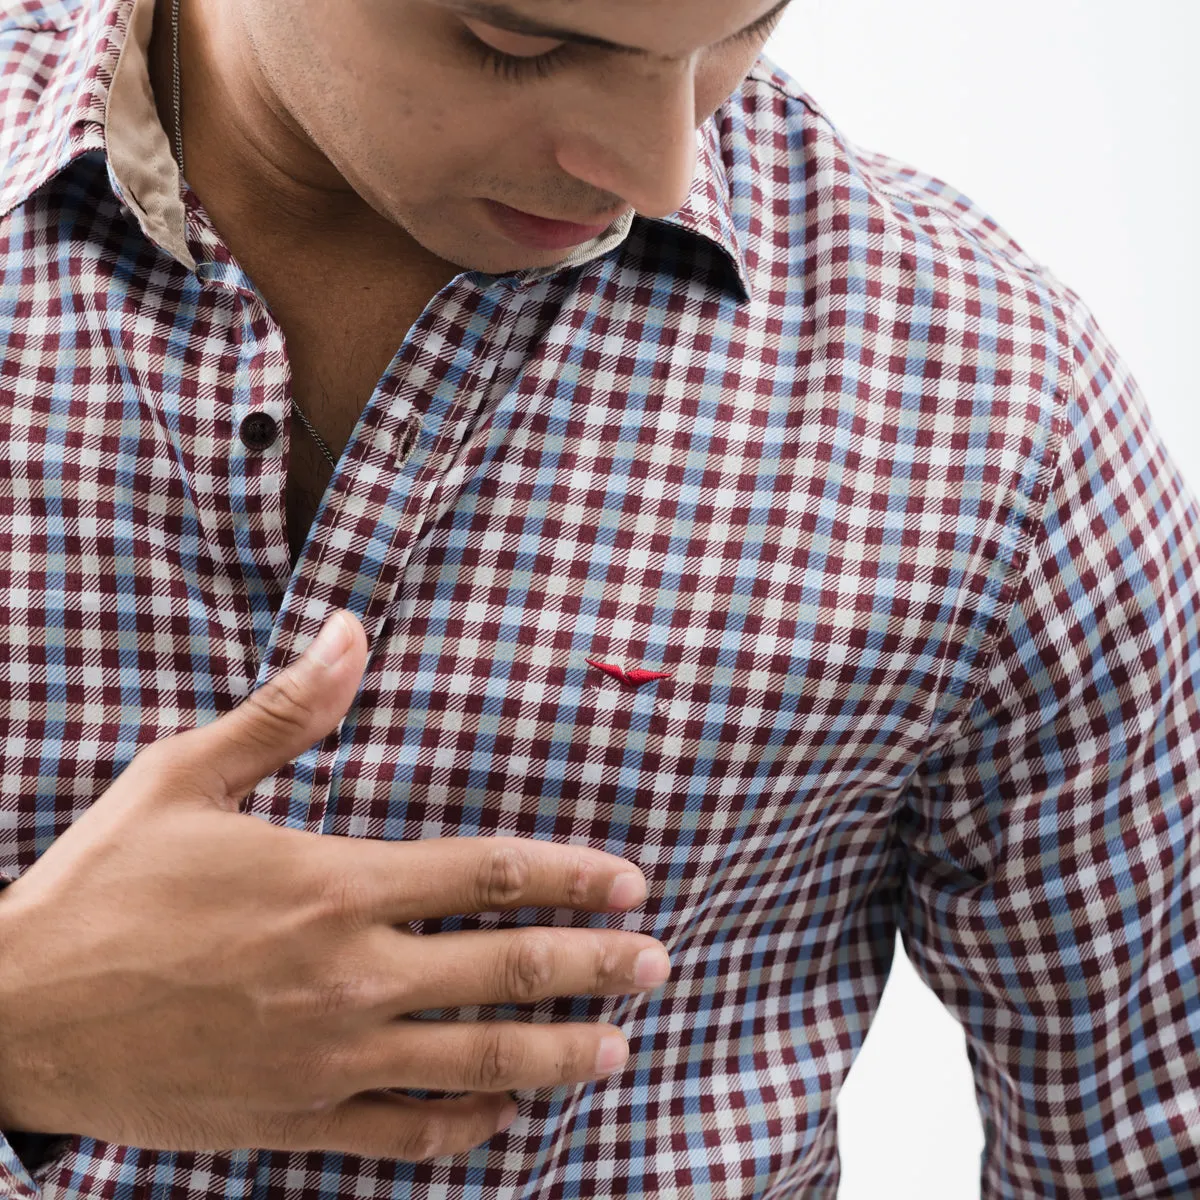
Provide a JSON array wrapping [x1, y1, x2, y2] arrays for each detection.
[[465, 9, 785, 84], [468, 37, 575, 82]]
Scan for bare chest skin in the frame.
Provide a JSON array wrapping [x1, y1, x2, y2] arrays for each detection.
[[247, 263, 458, 568]]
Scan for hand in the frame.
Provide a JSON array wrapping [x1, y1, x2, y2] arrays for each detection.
[[0, 611, 669, 1161]]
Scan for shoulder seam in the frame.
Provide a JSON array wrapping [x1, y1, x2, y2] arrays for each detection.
[[865, 172, 1053, 288]]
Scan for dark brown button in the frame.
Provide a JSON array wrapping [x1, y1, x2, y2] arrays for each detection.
[[239, 412, 278, 451]]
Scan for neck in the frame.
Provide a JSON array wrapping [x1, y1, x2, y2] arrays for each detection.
[[146, 0, 443, 266]]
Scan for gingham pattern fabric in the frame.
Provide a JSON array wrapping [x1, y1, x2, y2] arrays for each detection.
[[2, 0, 1199, 1197]]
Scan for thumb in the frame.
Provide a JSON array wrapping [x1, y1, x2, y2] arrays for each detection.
[[184, 610, 368, 808]]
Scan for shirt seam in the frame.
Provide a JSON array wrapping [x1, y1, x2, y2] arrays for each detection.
[[905, 366, 1078, 776], [869, 176, 1051, 287]]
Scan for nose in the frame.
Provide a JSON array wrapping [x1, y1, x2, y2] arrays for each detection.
[[554, 61, 699, 221]]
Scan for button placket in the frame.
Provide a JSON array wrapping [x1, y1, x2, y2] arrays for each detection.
[[225, 296, 295, 647], [255, 445, 433, 835], [394, 413, 422, 470], [314, 306, 534, 839], [239, 411, 278, 450], [156, 268, 288, 673], [245, 279, 523, 835]]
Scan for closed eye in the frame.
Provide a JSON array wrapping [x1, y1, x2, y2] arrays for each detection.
[[462, 28, 576, 81], [460, 2, 791, 84]]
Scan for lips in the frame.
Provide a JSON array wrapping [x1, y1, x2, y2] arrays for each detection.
[[483, 199, 619, 251]]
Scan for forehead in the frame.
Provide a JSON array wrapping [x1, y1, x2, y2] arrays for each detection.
[[437, 0, 785, 57]]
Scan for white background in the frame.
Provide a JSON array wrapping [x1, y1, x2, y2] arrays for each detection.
[[762, 3, 1200, 1196]]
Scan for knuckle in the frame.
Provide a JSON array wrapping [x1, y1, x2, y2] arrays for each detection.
[[476, 844, 531, 909], [394, 1116, 447, 1163], [562, 852, 593, 909], [270, 1109, 321, 1152], [507, 933, 556, 1002], [244, 670, 315, 737], [474, 1027, 522, 1090], [292, 1038, 344, 1086], [315, 871, 373, 928], [556, 1035, 592, 1082], [593, 935, 625, 988], [271, 1052, 352, 1119]]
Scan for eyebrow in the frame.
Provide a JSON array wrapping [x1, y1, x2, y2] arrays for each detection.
[[441, 0, 793, 56]]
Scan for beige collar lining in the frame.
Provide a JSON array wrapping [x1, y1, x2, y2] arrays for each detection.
[[103, 0, 194, 270]]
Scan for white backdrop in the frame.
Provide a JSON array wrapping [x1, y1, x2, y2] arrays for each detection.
[[762, 3, 1200, 1196]]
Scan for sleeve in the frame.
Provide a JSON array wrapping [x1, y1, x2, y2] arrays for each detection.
[[0, 875, 72, 1197], [897, 301, 1200, 1198]]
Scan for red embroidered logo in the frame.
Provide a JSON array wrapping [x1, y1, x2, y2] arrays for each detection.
[[586, 658, 674, 688]]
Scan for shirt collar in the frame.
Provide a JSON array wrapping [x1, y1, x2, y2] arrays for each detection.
[[1, 0, 753, 303]]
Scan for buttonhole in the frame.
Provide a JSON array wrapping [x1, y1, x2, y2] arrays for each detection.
[[396, 418, 421, 467]]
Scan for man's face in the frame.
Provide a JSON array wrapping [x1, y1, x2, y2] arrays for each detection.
[[236, 0, 789, 273]]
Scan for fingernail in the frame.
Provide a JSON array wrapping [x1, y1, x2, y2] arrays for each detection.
[[594, 1035, 629, 1076], [495, 1101, 519, 1132], [306, 612, 352, 667], [607, 872, 647, 909], [633, 947, 671, 988]]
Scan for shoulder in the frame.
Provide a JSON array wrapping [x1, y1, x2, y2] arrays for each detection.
[[732, 54, 1080, 367], [0, 0, 82, 95], [740, 54, 1048, 271], [717, 55, 1152, 717], [0, 0, 83, 110], [724, 52, 1115, 470]]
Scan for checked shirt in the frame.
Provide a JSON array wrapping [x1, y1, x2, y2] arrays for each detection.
[[2, 0, 1200, 1196]]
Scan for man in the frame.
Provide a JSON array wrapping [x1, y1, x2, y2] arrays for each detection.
[[0, 0, 1196, 1196]]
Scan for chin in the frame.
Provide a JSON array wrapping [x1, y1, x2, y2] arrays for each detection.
[[359, 182, 575, 276], [407, 217, 577, 277]]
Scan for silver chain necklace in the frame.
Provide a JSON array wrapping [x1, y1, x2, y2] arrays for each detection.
[[168, 0, 338, 470]]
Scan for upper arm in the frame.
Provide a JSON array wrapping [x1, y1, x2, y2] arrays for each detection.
[[897, 299, 1200, 1197]]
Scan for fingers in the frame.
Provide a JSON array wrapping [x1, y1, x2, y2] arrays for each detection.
[[172, 611, 369, 809], [311, 835, 650, 926], [256, 1090, 517, 1161], [384, 926, 672, 1014], [346, 1019, 634, 1096]]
